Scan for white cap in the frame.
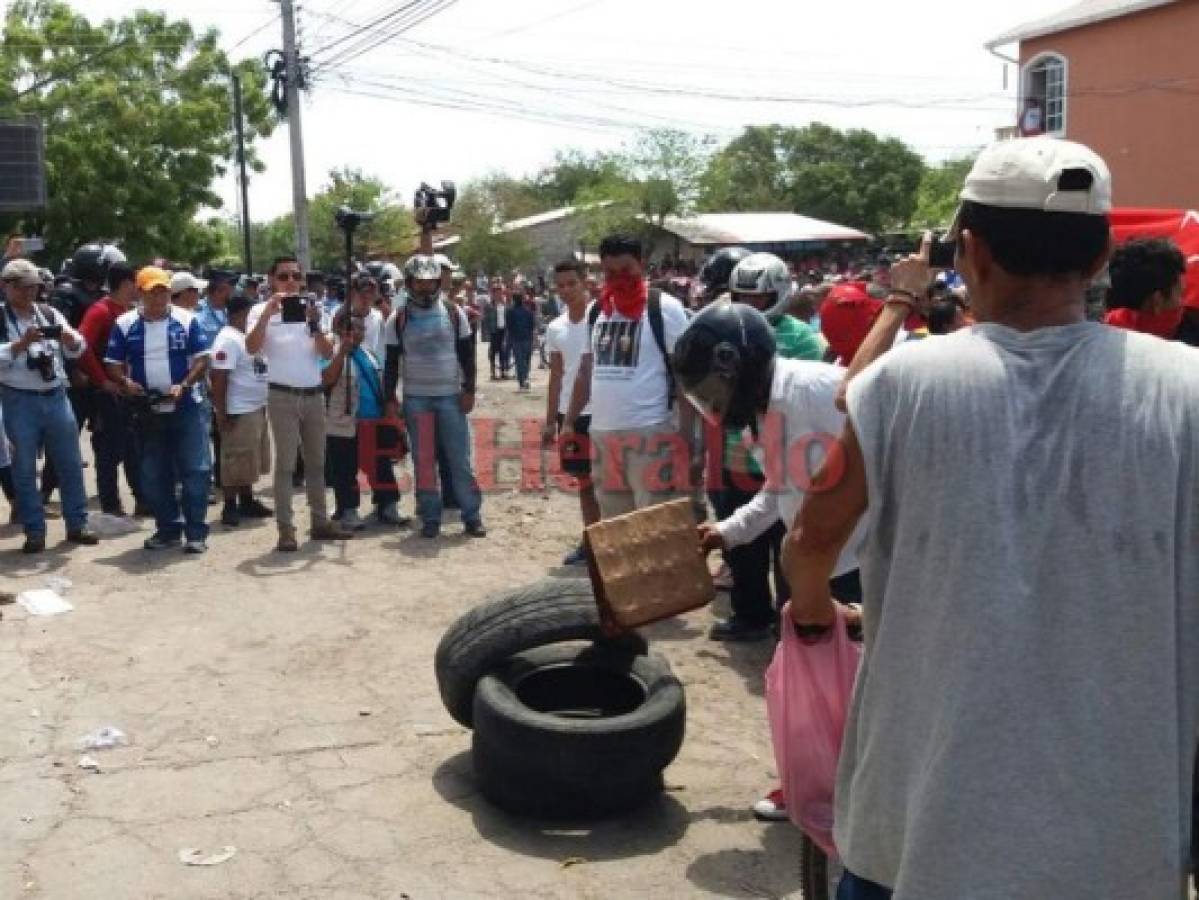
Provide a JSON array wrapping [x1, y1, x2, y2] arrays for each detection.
[[1, 258, 41, 286], [169, 271, 206, 295], [956, 137, 1112, 222]]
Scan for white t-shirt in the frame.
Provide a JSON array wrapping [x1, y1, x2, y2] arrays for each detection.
[[210, 325, 269, 414], [246, 302, 322, 388], [585, 293, 689, 431], [545, 309, 592, 417]]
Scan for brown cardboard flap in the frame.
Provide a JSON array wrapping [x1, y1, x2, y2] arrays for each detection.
[[584, 499, 715, 633]]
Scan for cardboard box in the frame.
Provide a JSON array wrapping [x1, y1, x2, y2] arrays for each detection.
[[585, 498, 715, 634]]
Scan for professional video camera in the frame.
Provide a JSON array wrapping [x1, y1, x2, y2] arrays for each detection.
[[334, 206, 377, 233], [413, 181, 456, 229]]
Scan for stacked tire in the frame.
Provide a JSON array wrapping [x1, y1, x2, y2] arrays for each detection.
[[434, 578, 686, 819]]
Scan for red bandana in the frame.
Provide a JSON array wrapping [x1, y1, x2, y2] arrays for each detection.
[[600, 273, 648, 319], [1104, 306, 1184, 339]]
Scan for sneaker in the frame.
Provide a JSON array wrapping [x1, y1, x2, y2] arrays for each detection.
[[22, 534, 45, 554], [374, 503, 411, 528], [464, 521, 487, 538], [276, 525, 298, 552], [183, 539, 208, 555], [752, 788, 788, 823], [562, 545, 587, 566], [337, 509, 367, 532], [239, 498, 274, 518], [709, 617, 773, 643], [66, 527, 100, 546], [144, 533, 182, 551], [420, 522, 440, 539], [311, 520, 353, 541], [220, 503, 240, 528]]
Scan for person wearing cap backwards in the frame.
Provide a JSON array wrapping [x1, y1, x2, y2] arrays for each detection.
[[169, 271, 204, 312], [0, 258, 99, 553], [105, 267, 213, 554], [208, 291, 274, 527], [781, 138, 1199, 899], [77, 262, 148, 518]]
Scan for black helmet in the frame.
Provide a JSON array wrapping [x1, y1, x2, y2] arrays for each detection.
[[70, 243, 125, 283], [673, 300, 776, 431], [698, 247, 751, 299]]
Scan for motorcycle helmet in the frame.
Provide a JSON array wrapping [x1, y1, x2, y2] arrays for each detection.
[[672, 300, 776, 431], [729, 252, 794, 324], [70, 243, 125, 283], [404, 255, 443, 307], [698, 247, 751, 301]]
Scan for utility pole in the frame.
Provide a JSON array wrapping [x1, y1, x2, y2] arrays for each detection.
[[231, 72, 254, 274], [279, 0, 311, 271]]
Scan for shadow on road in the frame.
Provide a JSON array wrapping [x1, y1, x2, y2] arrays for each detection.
[[432, 750, 690, 862], [684, 821, 801, 899]]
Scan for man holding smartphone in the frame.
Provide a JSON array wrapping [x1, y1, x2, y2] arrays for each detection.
[[245, 256, 353, 551]]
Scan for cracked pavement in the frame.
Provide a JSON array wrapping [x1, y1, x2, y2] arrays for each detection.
[[0, 362, 803, 899]]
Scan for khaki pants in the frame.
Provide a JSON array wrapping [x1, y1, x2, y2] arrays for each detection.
[[220, 408, 271, 489], [267, 388, 328, 527], [590, 421, 685, 520]]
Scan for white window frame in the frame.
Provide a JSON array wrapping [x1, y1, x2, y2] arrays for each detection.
[[1021, 52, 1069, 137]]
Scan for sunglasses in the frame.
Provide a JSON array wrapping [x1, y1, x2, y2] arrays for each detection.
[[275, 271, 303, 282]]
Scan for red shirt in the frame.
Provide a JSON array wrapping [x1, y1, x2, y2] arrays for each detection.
[[77, 296, 127, 387]]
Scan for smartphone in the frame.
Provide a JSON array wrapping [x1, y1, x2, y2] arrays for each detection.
[[928, 232, 957, 270], [281, 294, 307, 324], [39, 324, 63, 340]]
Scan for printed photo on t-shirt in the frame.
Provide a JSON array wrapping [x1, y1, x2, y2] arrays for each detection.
[[594, 320, 641, 372]]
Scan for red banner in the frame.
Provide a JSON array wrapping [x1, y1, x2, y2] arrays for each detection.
[[1110, 208, 1199, 309]]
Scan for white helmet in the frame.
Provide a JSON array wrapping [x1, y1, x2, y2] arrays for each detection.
[[404, 255, 442, 282], [730, 252, 793, 322], [379, 262, 402, 283]]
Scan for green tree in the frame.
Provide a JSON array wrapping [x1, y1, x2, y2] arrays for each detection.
[[0, 0, 276, 266], [912, 156, 976, 229], [624, 128, 714, 224], [451, 178, 535, 275], [307, 167, 415, 270], [699, 123, 926, 232], [533, 148, 624, 208]]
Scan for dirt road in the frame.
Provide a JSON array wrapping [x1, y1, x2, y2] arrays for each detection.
[[0, 346, 802, 899]]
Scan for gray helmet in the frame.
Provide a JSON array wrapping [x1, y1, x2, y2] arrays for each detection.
[[404, 255, 442, 283], [730, 252, 794, 324]]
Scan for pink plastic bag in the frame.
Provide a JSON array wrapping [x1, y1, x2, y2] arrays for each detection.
[[765, 601, 862, 856]]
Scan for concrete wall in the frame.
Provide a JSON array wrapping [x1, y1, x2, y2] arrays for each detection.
[[1019, 0, 1199, 208]]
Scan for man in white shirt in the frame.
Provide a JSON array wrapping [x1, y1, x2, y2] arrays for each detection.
[[542, 259, 599, 565], [209, 292, 273, 528], [562, 234, 695, 519], [0, 258, 98, 553], [245, 255, 353, 551]]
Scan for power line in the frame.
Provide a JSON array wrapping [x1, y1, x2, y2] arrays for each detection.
[[313, 0, 458, 71], [482, 0, 603, 41], [226, 11, 280, 53], [306, 0, 429, 60]]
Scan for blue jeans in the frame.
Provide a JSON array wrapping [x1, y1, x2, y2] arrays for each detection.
[[838, 872, 893, 899], [403, 394, 482, 528], [141, 401, 212, 542], [2, 386, 88, 536], [510, 337, 533, 386]]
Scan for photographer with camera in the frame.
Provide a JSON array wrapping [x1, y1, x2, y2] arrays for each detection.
[[0, 259, 99, 553], [245, 256, 353, 551], [383, 187, 485, 540], [104, 267, 212, 554]]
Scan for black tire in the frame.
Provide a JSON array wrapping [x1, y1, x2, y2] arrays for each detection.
[[435, 578, 647, 728], [471, 643, 686, 819], [800, 834, 843, 900]]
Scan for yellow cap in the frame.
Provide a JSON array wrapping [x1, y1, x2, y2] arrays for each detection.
[[136, 266, 171, 293]]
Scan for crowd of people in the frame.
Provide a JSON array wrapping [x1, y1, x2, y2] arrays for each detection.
[[2, 134, 1199, 897]]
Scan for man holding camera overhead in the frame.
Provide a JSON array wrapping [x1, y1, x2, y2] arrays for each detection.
[[0, 258, 98, 554], [245, 255, 354, 552]]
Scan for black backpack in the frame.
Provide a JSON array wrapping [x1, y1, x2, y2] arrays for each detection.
[[587, 287, 674, 408]]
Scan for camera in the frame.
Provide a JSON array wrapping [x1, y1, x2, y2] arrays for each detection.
[[281, 294, 307, 324], [413, 181, 456, 229], [927, 232, 957, 270], [334, 206, 377, 233], [40, 324, 62, 340], [26, 349, 55, 382]]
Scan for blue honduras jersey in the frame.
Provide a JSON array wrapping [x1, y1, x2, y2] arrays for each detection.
[[105, 306, 209, 407]]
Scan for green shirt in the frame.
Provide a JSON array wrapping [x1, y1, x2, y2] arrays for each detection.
[[723, 315, 825, 476]]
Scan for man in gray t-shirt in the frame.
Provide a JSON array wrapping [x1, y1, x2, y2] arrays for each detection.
[[383, 250, 483, 540], [784, 139, 1199, 899]]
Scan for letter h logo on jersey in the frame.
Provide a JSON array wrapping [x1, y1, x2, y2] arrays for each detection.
[[169, 326, 187, 351]]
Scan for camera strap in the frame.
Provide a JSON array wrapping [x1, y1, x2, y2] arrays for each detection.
[[0, 302, 56, 344]]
